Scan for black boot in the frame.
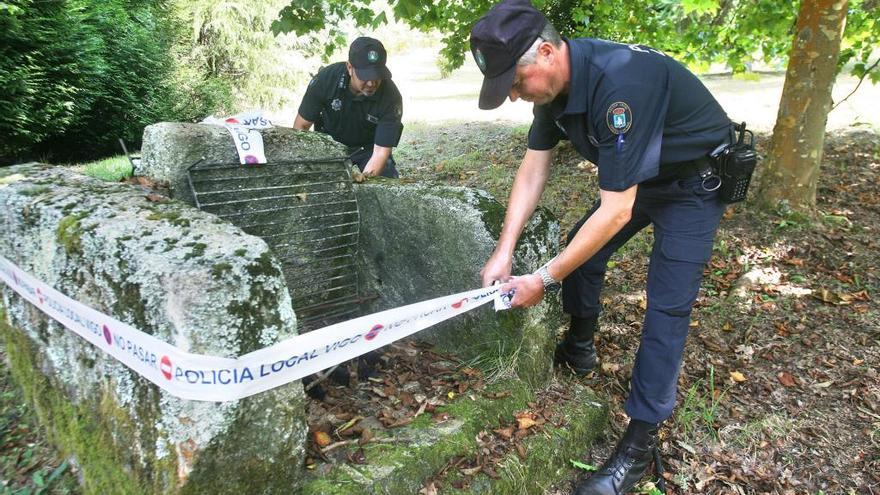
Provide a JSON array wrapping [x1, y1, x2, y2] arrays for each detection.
[[555, 315, 598, 375], [574, 420, 660, 495]]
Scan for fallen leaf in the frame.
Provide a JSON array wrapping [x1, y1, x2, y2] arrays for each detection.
[[601, 362, 620, 374], [730, 371, 747, 383], [313, 431, 331, 447], [676, 440, 697, 455], [689, 320, 700, 328], [851, 290, 870, 301], [347, 447, 366, 464], [359, 428, 374, 445], [493, 427, 514, 440], [777, 371, 798, 387], [145, 193, 168, 203], [516, 416, 537, 430], [774, 321, 789, 336], [460, 465, 482, 476], [419, 482, 438, 495]]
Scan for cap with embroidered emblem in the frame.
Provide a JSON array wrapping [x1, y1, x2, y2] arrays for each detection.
[[348, 37, 392, 81], [470, 0, 547, 110]]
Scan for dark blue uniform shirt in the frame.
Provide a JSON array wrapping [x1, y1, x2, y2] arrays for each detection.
[[298, 62, 404, 150], [528, 38, 731, 191]]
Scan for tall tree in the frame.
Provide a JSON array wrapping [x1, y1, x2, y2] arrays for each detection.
[[756, 0, 850, 214]]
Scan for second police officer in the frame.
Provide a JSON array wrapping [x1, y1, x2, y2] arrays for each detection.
[[294, 37, 404, 178]]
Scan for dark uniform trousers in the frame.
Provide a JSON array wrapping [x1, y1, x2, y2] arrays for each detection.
[[562, 174, 725, 424], [349, 146, 399, 178]]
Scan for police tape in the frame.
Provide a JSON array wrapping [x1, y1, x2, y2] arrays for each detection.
[[0, 255, 507, 402], [201, 110, 273, 165]]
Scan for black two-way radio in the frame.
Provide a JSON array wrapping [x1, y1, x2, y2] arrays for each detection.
[[713, 122, 758, 203]]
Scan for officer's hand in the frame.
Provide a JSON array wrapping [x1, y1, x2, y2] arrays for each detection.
[[502, 274, 544, 308], [480, 252, 512, 287]]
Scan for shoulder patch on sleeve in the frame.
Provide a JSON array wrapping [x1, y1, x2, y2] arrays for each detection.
[[606, 101, 632, 135]]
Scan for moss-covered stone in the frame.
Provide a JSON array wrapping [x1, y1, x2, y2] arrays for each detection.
[[0, 164, 307, 494], [354, 182, 561, 387], [56, 212, 88, 256], [2, 310, 151, 495], [138, 123, 348, 205]]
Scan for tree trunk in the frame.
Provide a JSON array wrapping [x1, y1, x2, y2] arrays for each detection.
[[756, 0, 849, 214]]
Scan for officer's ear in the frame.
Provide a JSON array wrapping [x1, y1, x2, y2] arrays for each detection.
[[538, 41, 555, 64], [346, 62, 354, 76]]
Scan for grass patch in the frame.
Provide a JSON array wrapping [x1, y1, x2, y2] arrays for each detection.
[[675, 366, 727, 443], [721, 413, 800, 449], [732, 71, 762, 82], [78, 155, 133, 182]]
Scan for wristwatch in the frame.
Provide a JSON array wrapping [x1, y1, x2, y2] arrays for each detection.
[[536, 265, 561, 293]]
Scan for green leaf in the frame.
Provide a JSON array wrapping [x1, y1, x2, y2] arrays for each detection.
[[43, 460, 70, 491], [570, 459, 598, 471], [681, 0, 719, 15]]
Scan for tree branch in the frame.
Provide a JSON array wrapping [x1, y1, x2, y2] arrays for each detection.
[[832, 58, 880, 111]]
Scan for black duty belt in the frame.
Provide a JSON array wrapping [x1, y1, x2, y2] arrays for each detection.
[[645, 156, 715, 185]]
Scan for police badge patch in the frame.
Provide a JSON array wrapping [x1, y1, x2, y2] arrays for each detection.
[[331, 98, 342, 111], [368, 50, 379, 63], [474, 49, 487, 73], [606, 101, 632, 134]]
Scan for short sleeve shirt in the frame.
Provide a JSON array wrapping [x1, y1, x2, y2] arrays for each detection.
[[528, 39, 731, 191], [298, 62, 404, 149]]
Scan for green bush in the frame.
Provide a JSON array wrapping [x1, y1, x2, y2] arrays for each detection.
[[0, 0, 213, 163]]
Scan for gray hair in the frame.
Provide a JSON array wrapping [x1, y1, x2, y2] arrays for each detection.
[[517, 22, 562, 66]]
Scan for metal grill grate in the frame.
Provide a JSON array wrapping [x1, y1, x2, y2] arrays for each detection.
[[187, 159, 365, 330]]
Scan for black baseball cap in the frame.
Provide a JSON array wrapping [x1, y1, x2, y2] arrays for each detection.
[[470, 0, 547, 110], [348, 37, 392, 81]]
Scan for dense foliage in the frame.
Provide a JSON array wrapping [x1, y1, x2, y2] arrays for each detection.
[[0, 0, 181, 161], [273, 0, 878, 81], [0, 0, 303, 163]]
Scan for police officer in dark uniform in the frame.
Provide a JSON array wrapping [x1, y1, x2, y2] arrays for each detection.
[[294, 37, 404, 178], [471, 0, 732, 493]]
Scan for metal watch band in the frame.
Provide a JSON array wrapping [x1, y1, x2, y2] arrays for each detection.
[[537, 266, 559, 288]]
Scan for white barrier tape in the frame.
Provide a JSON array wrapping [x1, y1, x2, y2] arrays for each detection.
[[0, 255, 505, 402], [201, 110, 273, 165]]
